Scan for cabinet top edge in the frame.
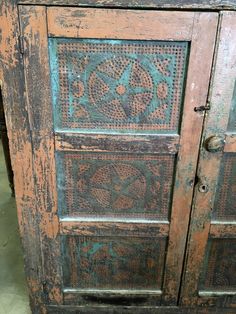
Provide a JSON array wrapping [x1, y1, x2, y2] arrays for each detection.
[[16, 0, 236, 11]]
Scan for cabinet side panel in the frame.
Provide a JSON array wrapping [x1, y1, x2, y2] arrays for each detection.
[[0, 1, 44, 312]]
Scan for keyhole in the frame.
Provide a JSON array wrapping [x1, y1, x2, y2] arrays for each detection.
[[198, 184, 208, 193]]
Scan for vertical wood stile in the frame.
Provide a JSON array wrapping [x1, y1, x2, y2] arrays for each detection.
[[19, 5, 63, 305], [0, 1, 45, 313], [180, 11, 236, 306], [162, 12, 218, 305]]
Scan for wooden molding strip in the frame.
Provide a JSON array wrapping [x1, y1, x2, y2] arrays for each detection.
[[199, 290, 236, 297], [18, 0, 236, 10], [47, 7, 194, 40], [63, 289, 162, 295]]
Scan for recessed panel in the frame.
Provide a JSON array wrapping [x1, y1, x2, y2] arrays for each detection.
[[56, 152, 175, 219], [200, 239, 236, 290], [49, 39, 188, 133], [213, 153, 236, 220], [62, 236, 166, 289]]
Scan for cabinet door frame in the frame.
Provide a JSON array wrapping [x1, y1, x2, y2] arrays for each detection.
[[2, 3, 218, 311], [181, 11, 236, 307]]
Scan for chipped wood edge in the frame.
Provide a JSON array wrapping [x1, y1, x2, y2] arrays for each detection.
[[0, 1, 45, 313]]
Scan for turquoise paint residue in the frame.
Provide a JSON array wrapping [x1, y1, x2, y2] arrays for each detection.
[[227, 79, 236, 132], [87, 242, 104, 255], [56, 151, 176, 218], [48, 38, 189, 134]]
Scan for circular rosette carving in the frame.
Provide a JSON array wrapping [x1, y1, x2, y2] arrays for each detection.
[[88, 57, 153, 121], [89, 163, 146, 210]]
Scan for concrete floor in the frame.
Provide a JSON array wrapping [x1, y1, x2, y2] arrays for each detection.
[[0, 140, 31, 314]]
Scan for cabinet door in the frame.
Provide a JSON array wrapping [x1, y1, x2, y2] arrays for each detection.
[[19, 6, 217, 310], [181, 12, 236, 308]]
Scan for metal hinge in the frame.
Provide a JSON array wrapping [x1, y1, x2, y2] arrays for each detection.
[[18, 35, 24, 55], [194, 105, 211, 112]]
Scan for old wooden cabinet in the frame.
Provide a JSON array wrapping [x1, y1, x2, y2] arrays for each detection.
[[0, 1, 235, 313]]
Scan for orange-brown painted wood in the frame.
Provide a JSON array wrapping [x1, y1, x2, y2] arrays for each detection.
[[60, 219, 169, 237], [161, 12, 218, 305], [3, 2, 236, 312], [17, 5, 219, 310], [210, 223, 236, 238], [17, 0, 236, 10], [180, 11, 236, 307], [19, 5, 63, 305], [55, 133, 180, 154], [0, 1, 44, 312], [47, 7, 194, 40]]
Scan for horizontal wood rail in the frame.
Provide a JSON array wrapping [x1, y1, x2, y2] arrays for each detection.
[[18, 0, 236, 10], [60, 218, 169, 237], [55, 132, 179, 153], [209, 221, 236, 238], [47, 7, 194, 40]]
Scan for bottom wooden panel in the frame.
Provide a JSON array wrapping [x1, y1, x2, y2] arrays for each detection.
[[63, 290, 162, 306], [199, 239, 236, 291], [46, 305, 236, 314], [61, 236, 167, 291]]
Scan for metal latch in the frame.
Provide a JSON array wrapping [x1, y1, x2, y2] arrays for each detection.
[[194, 105, 211, 112], [194, 105, 210, 112]]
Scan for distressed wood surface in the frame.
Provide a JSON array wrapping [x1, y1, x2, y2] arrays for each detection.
[[60, 219, 169, 237], [197, 294, 236, 308], [63, 289, 162, 306], [19, 5, 63, 305], [47, 8, 194, 40], [0, 1, 44, 313], [46, 305, 236, 314], [55, 133, 179, 153], [161, 12, 218, 305], [210, 222, 236, 238], [1, 2, 235, 313], [19, 5, 181, 309], [224, 133, 236, 152], [180, 12, 236, 306], [46, 8, 204, 307], [17, 0, 236, 10], [49, 8, 218, 305]]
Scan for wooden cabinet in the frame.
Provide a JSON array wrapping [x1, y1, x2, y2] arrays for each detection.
[[0, 1, 235, 313]]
